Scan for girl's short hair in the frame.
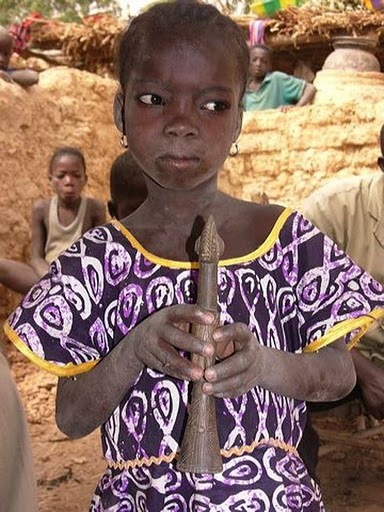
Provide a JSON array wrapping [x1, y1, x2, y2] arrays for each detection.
[[49, 146, 86, 175], [117, 0, 249, 97]]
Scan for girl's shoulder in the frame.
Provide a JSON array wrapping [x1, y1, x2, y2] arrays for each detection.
[[219, 199, 289, 257]]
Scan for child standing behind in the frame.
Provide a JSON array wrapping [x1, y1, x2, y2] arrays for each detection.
[[0, 146, 106, 295], [4, 2, 384, 511], [107, 151, 147, 221]]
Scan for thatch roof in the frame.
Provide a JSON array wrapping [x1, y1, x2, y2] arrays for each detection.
[[21, 8, 384, 76], [26, 14, 125, 76], [236, 7, 384, 72], [236, 7, 384, 47]]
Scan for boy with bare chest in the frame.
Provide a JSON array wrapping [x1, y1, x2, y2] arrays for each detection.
[[0, 146, 106, 294]]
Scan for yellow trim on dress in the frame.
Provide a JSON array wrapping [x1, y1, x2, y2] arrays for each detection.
[[111, 208, 294, 269], [3, 322, 100, 377], [304, 308, 384, 353], [105, 437, 299, 471]]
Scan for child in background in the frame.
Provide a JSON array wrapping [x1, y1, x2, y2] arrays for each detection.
[[4, 2, 384, 510], [0, 146, 106, 295], [0, 26, 39, 87], [243, 44, 316, 112], [107, 151, 147, 220]]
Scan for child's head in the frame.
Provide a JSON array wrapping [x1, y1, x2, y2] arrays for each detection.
[[48, 146, 87, 202], [114, 0, 249, 190], [117, 1, 249, 96], [249, 44, 272, 80], [0, 27, 13, 71], [108, 151, 147, 220]]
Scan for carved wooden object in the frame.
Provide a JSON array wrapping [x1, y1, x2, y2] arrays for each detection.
[[177, 215, 224, 474]]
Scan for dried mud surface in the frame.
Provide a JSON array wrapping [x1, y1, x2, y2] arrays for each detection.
[[5, 343, 384, 512]]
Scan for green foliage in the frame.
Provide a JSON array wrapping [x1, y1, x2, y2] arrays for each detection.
[[0, 0, 121, 26]]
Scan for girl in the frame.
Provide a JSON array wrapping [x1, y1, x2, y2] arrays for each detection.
[[4, 2, 384, 510]]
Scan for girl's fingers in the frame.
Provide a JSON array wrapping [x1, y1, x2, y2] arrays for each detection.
[[205, 350, 250, 382], [166, 304, 215, 326], [143, 341, 204, 381], [213, 322, 251, 344], [158, 323, 214, 357], [202, 368, 253, 398]]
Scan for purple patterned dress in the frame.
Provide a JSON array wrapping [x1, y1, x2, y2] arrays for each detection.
[[5, 209, 384, 511]]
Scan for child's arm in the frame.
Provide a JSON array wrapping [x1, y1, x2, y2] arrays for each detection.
[[203, 322, 356, 401], [29, 200, 49, 278], [0, 70, 14, 83], [7, 69, 39, 87], [56, 305, 215, 439]]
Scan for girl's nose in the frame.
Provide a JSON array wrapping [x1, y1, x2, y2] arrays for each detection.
[[164, 117, 199, 137], [164, 102, 199, 137]]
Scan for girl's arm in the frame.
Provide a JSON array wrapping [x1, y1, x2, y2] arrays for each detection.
[[56, 305, 215, 439], [29, 200, 49, 278], [203, 323, 356, 401]]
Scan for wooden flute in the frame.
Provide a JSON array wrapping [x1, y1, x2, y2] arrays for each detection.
[[177, 215, 224, 474]]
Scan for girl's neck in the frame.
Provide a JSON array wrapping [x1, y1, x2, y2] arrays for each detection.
[[140, 179, 221, 228]]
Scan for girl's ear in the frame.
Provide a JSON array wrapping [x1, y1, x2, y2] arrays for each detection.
[[113, 89, 125, 134], [233, 109, 243, 142]]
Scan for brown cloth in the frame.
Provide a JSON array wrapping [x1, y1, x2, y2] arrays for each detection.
[[0, 353, 38, 512]]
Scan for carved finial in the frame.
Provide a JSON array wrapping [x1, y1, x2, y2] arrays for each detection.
[[195, 216, 224, 263]]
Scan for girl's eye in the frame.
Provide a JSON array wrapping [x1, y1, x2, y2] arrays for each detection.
[[202, 101, 230, 112], [138, 94, 164, 106]]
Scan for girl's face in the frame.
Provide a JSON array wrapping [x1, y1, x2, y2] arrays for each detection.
[[116, 36, 243, 191], [49, 154, 87, 203]]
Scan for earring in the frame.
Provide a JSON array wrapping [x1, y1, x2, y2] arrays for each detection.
[[229, 143, 239, 157], [120, 134, 128, 149]]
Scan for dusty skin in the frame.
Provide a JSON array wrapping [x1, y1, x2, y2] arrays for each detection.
[[3, 340, 384, 512]]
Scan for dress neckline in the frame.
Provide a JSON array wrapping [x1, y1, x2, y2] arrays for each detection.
[[110, 208, 293, 269]]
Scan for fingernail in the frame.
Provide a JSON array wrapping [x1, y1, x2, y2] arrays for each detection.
[[205, 312, 215, 323], [203, 344, 214, 356], [192, 368, 203, 380], [203, 383, 213, 394], [212, 331, 222, 341]]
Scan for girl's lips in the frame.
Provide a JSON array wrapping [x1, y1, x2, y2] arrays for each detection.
[[159, 155, 200, 171]]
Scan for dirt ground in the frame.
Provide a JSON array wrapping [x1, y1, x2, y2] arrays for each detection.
[[4, 341, 384, 512]]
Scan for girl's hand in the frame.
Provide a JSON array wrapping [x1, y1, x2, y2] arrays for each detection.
[[203, 322, 261, 398], [131, 304, 215, 381]]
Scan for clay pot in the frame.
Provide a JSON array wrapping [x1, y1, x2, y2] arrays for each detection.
[[322, 36, 380, 72]]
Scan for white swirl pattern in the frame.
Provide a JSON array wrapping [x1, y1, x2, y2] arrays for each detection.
[[8, 212, 384, 511]]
